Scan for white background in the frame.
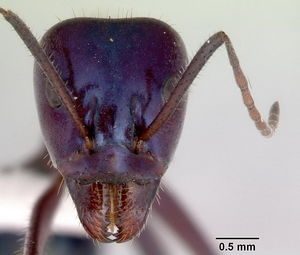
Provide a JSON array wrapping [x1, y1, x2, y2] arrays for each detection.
[[0, 0, 299, 254]]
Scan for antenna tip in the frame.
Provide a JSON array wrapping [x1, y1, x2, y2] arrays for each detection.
[[271, 101, 280, 112], [0, 8, 7, 15], [268, 101, 280, 132]]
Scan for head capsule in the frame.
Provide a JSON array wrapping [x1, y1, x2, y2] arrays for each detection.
[[34, 17, 187, 242]]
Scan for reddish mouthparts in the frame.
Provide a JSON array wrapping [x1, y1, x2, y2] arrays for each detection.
[[66, 178, 160, 242]]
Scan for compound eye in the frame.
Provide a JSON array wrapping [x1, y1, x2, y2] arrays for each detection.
[[45, 81, 62, 108], [162, 75, 178, 102]]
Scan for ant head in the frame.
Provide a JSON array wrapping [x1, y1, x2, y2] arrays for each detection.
[[33, 17, 187, 241]]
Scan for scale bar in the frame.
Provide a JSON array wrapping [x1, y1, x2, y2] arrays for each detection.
[[216, 237, 259, 240]]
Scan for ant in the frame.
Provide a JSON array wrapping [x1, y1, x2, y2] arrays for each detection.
[[0, 7, 279, 255]]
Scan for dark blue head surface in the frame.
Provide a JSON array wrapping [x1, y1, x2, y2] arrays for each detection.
[[34, 17, 187, 242]]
